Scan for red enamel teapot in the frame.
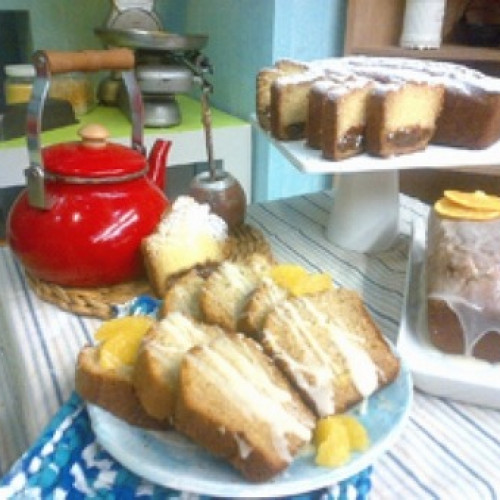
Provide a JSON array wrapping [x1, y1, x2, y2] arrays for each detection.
[[7, 49, 171, 287]]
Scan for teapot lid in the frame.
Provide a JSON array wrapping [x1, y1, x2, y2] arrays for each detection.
[[42, 124, 146, 179]]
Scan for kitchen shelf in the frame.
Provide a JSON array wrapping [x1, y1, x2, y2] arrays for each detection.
[[0, 95, 252, 197], [347, 44, 500, 64], [344, 0, 500, 65]]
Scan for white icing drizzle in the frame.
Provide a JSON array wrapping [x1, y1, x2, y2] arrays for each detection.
[[233, 433, 253, 459], [427, 212, 500, 355], [149, 313, 214, 353], [299, 298, 379, 398], [265, 297, 379, 416], [146, 313, 220, 381], [188, 335, 312, 462]]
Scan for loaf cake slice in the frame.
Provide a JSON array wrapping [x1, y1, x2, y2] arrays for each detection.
[[239, 277, 289, 337], [345, 56, 500, 149], [76, 345, 168, 429], [256, 59, 309, 130], [306, 79, 338, 149], [200, 253, 273, 331], [321, 77, 374, 161], [133, 312, 225, 423], [433, 79, 500, 149], [270, 71, 324, 141], [142, 196, 228, 297], [365, 80, 444, 157], [261, 288, 400, 417], [160, 266, 215, 321], [174, 333, 316, 482]]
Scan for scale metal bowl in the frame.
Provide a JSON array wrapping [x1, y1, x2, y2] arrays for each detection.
[[95, 27, 208, 52]]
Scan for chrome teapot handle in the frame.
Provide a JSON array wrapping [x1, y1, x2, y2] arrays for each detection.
[[26, 48, 144, 209]]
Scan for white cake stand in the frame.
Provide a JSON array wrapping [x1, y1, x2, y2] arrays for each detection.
[[262, 129, 500, 253]]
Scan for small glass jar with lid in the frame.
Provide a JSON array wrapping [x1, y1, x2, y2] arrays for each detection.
[[4, 63, 35, 105]]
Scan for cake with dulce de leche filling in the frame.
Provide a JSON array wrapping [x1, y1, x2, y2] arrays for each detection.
[[426, 190, 500, 362]]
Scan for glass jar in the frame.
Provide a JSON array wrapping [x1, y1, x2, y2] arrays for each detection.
[[49, 72, 95, 116], [400, 0, 447, 49], [4, 64, 35, 105]]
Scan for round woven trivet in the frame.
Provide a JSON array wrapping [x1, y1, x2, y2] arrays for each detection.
[[26, 273, 153, 319], [24, 224, 272, 319]]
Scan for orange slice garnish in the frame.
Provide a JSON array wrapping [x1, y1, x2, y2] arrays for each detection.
[[270, 264, 332, 297], [435, 197, 500, 221], [443, 190, 500, 212], [95, 316, 155, 370], [314, 415, 370, 467], [95, 315, 154, 342]]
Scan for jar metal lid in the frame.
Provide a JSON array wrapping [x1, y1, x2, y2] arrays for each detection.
[[4, 64, 35, 78]]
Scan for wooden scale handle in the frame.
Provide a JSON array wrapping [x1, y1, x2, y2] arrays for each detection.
[[39, 48, 135, 74]]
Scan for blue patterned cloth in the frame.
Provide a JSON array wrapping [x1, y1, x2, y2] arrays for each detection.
[[0, 392, 372, 499]]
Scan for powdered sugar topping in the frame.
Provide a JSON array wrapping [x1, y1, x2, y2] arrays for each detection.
[[156, 196, 228, 241]]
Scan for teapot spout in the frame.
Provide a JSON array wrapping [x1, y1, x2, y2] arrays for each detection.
[[147, 139, 172, 192]]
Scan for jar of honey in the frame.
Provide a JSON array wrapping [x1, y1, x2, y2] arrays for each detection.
[[4, 64, 35, 105]]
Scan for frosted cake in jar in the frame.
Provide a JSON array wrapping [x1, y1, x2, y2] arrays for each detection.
[[426, 190, 500, 362]]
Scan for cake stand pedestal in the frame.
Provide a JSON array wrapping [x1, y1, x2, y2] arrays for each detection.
[[258, 121, 500, 253], [327, 170, 399, 252]]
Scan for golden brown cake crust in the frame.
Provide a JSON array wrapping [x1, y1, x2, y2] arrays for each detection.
[[173, 334, 315, 482], [238, 279, 288, 337], [133, 314, 224, 422], [256, 60, 309, 131], [132, 345, 177, 423], [258, 56, 500, 156], [434, 91, 500, 149], [200, 254, 273, 331], [75, 346, 169, 429], [160, 268, 208, 321]]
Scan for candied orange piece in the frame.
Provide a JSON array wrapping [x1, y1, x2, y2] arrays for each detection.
[[434, 198, 500, 221], [270, 264, 308, 289], [289, 273, 332, 297], [95, 316, 154, 370], [270, 264, 332, 297], [314, 416, 342, 446], [94, 315, 154, 342], [444, 190, 500, 211], [337, 415, 370, 451], [315, 426, 350, 467], [314, 415, 370, 467]]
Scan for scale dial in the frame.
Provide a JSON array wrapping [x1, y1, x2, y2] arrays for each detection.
[[107, 0, 162, 31]]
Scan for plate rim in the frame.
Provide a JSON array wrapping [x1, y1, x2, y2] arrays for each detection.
[[87, 350, 413, 498]]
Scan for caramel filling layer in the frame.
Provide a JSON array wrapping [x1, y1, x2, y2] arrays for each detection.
[[386, 127, 432, 148], [337, 125, 365, 152]]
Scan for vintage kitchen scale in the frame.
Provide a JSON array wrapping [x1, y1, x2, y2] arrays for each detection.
[[96, 0, 210, 127], [97, 0, 247, 231]]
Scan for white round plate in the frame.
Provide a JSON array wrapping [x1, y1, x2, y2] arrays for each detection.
[[88, 356, 412, 498]]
